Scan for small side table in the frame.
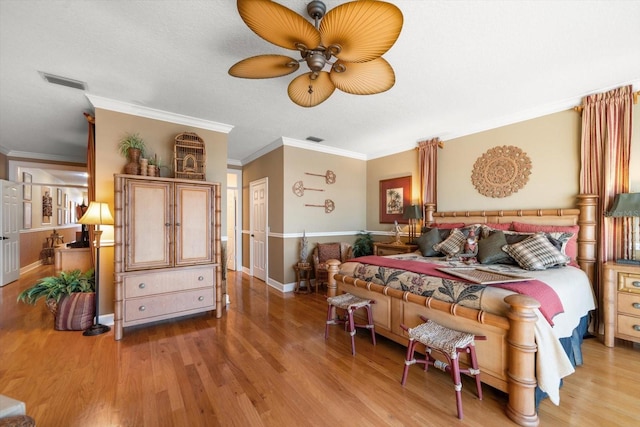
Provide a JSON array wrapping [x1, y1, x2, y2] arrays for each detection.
[[374, 242, 419, 256], [294, 264, 313, 294]]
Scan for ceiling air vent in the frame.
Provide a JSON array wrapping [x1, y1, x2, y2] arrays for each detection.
[[306, 136, 323, 143], [39, 72, 87, 90]]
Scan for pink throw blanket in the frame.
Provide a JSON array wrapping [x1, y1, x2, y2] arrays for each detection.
[[354, 256, 564, 325]]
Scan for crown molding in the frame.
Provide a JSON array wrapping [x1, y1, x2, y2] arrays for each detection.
[[4, 150, 86, 164], [86, 94, 234, 134], [282, 137, 367, 160]]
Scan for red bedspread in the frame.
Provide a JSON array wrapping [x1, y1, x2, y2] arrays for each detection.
[[353, 255, 564, 325]]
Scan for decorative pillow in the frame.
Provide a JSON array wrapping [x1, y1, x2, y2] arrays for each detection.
[[433, 228, 466, 257], [477, 230, 512, 264], [317, 243, 341, 262], [502, 232, 570, 270], [512, 222, 579, 263], [54, 292, 95, 331], [416, 227, 443, 257]]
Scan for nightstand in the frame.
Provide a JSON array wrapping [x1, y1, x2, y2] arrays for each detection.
[[373, 242, 418, 256], [603, 262, 640, 347]]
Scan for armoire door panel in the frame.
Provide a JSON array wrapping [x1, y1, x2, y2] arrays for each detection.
[[125, 180, 173, 271], [175, 183, 213, 265]]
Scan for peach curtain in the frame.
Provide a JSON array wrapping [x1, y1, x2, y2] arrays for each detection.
[[418, 138, 440, 218], [579, 85, 633, 328]]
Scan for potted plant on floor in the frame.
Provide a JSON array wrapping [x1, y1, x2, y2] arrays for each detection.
[[17, 269, 96, 331]]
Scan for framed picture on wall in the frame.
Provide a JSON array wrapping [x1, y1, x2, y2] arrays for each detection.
[[379, 176, 412, 224], [42, 186, 52, 224], [23, 172, 32, 201], [57, 208, 63, 226], [57, 188, 62, 206], [23, 202, 32, 229]]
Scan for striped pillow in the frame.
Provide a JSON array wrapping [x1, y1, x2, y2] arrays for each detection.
[[433, 228, 466, 257], [502, 232, 570, 270]]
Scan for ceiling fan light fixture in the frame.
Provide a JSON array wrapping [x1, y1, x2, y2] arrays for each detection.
[[306, 52, 327, 72], [231, 0, 403, 107]]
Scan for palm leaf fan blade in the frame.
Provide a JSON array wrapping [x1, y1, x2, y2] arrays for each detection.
[[320, 0, 403, 63], [288, 72, 335, 107], [237, 0, 320, 51], [330, 58, 395, 95], [229, 55, 300, 78]]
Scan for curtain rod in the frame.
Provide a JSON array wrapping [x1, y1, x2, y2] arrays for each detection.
[[415, 141, 445, 150], [573, 90, 640, 113]]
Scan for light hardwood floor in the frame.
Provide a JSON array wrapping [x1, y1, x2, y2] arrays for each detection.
[[1, 266, 638, 426]]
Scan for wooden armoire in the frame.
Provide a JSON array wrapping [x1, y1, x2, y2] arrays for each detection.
[[113, 174, 222, 340]]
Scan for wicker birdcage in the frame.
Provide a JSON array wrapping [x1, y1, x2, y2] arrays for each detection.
[[174, 132, 206, 180]]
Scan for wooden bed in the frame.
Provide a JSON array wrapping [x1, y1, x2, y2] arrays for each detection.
[[326, 194, 598, 427]]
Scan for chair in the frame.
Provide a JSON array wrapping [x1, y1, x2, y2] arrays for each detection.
[[312, 242, 352, 290], [400, 316, 485, 420], [325, 292, 376, 355]]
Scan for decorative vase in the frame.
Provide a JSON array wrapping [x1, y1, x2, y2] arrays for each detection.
[[124, 147, 141, 175], [140, 158, 148, 176]]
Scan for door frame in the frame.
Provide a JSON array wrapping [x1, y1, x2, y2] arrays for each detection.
[[226, 169, 242, 272]]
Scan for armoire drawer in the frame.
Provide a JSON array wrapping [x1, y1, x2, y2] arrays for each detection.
[[123, 267, 213, 298], [124, 288, 214, 322]]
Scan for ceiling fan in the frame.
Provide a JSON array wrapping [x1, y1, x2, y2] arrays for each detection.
[[228, 0, 403, 107]]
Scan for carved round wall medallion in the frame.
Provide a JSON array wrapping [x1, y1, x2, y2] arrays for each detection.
[[471, 145, 532, 198]]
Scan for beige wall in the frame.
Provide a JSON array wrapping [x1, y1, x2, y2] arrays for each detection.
[[94, 108, 228, 315], [366, 149, 419, 237], [437, 110, 581, 211], [242, 143, 367, 285], [241, 146, 284, 280]]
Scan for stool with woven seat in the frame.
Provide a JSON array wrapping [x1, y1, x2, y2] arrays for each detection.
[[325, 293, 376, 355], [400, 316, 486, 420]]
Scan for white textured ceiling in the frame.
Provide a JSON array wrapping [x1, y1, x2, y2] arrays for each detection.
[[1, 1, 639, 168]]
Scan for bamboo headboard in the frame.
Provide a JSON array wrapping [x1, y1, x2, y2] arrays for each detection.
[[424, 194, 599, 288]]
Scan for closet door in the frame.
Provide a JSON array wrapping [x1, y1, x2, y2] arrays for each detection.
[[174, 183, 213, 266], [125, 179, 173, 271]]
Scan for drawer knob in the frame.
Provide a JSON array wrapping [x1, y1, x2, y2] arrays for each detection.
[[633, 303, 640, 310], [138, 283, 146, 289], [198, 276, 204, 281], [198, 296, 204, 301], [634, 325, 640, 332], [139, 306, 146, 311], [633, 281, 640, 288], [165, 223, 171, 227]]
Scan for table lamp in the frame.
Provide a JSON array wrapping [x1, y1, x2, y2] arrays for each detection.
[[606, 193, 640, 265], [403, 204, 423, 244], [78, 201, 114, 336]]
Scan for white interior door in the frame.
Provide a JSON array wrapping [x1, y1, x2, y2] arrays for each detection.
[[1, 180, 20, 286], [249, 178, 267, 282]]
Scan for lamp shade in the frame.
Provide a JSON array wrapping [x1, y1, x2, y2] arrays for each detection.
[[403, 204, 423, 220], [606, 193, 640, 217], [78, 201, 114, 226]]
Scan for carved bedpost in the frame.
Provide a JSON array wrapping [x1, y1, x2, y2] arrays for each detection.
[[424, 203, 436, 226], [326, 259, 340, 297], [576, 194, 598, 293], [504, 294, 540, 427]]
